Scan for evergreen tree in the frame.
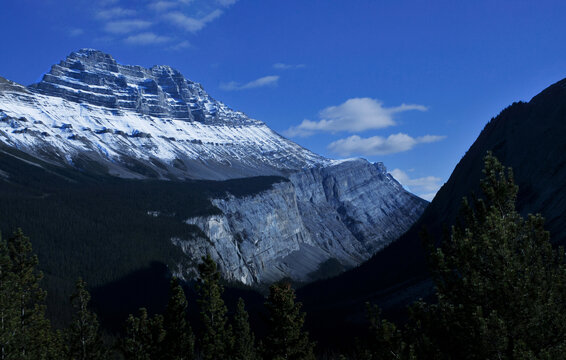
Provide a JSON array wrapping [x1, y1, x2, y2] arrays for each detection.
[[196, 255, 233, 360], [65, 278, 107, 360], [409, 153, 566, 359], [262, 282, 315, 360], [121, 308, 165, 360], [232, 298, 257, 360], [0, 233, 17, 360], [359, 303, 413, 360], [4, 229, 56, 359], [162, 277, 195, 360], [49, 330, 67, 360]]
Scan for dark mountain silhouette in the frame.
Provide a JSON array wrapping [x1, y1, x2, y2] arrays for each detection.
[[299, 76, 566, 348]]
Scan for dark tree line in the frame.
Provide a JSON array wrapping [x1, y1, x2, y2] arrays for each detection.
[[357, 153, 566, 360], [115, 254, 317, 360], [0, 231, 315, 359], [3, 153, 566, 359]]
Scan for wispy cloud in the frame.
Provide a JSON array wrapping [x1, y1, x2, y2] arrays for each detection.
[[96, 7, 136, 20], [168, 40, 191, 51], [284, 98, 427, 137], [220, 75, 280, 91], [93, 35, 115, 44], [93, 0, 236, 48], [124, 32, 171, 45], [99, 0, 119, 6], [165, 10, 223, 33], [273, 63, 306, 70], [390, 168, 443, 201], [327, 133, 445, 156], [148, 1, 179, 12], [104, 20, 152, 34], [68, 28, 84, 37], [216, 0, 238, 6]]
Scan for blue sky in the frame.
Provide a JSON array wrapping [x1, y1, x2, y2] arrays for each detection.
[[1, 0, 566, 200]]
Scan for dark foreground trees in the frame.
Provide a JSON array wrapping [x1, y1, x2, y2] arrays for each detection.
[[0, 236, 316, 359], [232, 297, 258, 360], [197, 254, 233, 360], [162, 277, 195, 360], [402, 153, 566, 359], [7, 152, 566, 359], [65, 278, 106, 360], [120, 308, 165, 360], [357, 153, 566, 360], [0, 229, 59, 359], [262, 282, 316, 360]]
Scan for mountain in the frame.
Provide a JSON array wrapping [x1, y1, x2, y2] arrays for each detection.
[[0, 48, 325, 180], [298, 75, 566, 347], [182, 159, 425, 284], [0, 49, 427, 289]]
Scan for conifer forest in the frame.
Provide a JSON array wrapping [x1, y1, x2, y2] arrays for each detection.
[[2, 154, 566, 359]]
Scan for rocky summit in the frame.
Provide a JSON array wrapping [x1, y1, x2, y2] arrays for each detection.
[[0, 48, 325, 180], [0, 49, 428, 284]]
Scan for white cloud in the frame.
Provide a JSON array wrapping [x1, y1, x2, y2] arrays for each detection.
[[148, 1, 179, 12], [284, 98, 427, 137], [99, 0, 119, 6], [390, 169, 443, 201], [327, 133, 445, 156], [217, 0, 238, 6], [165, 9, 223, 33], [96, 7, 136, 20], [93, 35, 115, 43], [124, 32, 171, 45], [69, 28, 84, 37], [168, 40, 191, 50], [94, 1, 237, 48], [219, 75, 280, 91], [273, 63, 306, 70], [104, 20, 152, 34]]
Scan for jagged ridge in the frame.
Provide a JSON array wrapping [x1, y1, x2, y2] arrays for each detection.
[[0, 49, 326, 180], [29, 48, 253, 123], [0, 49, 428, 284]]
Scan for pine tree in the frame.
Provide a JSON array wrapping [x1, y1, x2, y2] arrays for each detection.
[[359, 303, 413, 360], [6, 229, 55, 359], [0, 233, 17, 360], [232, 298, 257, 360], [262, 282, 315, 360], [409, 153, 566, 359], [196, 255, 233, 360], [65, 278, 107, 360], [121, 308, 165, 360], [161, 277, 195, 360]]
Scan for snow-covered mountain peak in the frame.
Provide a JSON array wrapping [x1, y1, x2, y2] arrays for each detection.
[[0, 49, 329, 180], [27, 49, 251, 125], [0, 49, 429, 285], [67, 48, 119, 69]]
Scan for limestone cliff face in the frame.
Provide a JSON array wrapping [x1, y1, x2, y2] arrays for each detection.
[[175, 159, 428, 285], [0, 49, 429, 285], [179, 180, 312, 284]]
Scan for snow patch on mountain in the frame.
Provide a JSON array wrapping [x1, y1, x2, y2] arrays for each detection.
[[0, 49, 429, 284], [0, 49, 327, 180]]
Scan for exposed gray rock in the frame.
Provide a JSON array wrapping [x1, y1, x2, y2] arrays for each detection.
[[0, 49, 429, 285], [179, 180, 312, 284], [29, 49, 246, 124], [0, 49, 327, 180], [0, 76, 29, 94], [176, 159, 427, 285]]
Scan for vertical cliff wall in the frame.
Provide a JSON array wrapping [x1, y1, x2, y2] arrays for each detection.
[[174, 159, 428, 285]]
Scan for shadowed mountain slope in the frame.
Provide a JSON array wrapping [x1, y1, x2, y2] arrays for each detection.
[[298, 76, 566, 347]]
